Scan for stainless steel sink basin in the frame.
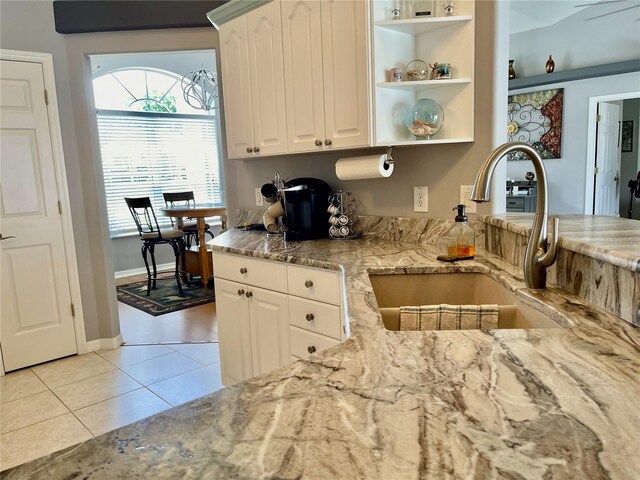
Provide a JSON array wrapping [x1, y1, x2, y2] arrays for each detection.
[[369, 273, 565, 331]]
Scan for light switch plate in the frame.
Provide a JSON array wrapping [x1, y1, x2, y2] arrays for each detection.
[[459, 185, 476, 213], [413, 186, 428, 212], [255, 188, 264, 207]]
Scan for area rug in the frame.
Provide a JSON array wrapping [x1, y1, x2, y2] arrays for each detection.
[[117, 277, 215, 316]]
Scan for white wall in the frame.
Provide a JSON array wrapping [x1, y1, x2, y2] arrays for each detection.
[[510, 4, 640, 77], [620, 98, 640, 219], [507, 72, 640, 214]]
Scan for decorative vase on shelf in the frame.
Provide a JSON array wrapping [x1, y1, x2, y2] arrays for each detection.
[[405, 59, 429, 81], [405, 98, 444, 139], [545, 55, 555, 73], [508, 60, 516, 80]]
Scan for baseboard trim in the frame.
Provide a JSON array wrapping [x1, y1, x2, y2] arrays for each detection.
[[85, 334, 124, 352], [115, 263, 173, 279]]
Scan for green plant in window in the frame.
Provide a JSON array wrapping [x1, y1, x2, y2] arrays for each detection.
[[140, 91, 177, 113]]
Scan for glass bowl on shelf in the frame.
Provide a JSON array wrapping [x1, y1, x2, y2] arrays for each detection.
[[404, 98, 444, 139], [404, 59, 429, 81]]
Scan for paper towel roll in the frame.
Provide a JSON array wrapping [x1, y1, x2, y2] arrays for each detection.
[[335, 154, 394, 180]]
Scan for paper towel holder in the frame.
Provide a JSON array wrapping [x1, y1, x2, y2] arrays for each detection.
[[385, 147, 395, 165]]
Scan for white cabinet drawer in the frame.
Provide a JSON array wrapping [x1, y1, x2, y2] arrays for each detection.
[[214, 253, 287, 292], [287, 264, 341, 304], [290, 326, 339, 358], [289, 296, 341, 340]]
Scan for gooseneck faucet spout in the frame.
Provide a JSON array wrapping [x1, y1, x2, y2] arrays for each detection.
[[470, 142, 559, 289]]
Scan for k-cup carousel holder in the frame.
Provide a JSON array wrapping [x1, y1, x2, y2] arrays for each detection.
[[328, 190, 361, 240]]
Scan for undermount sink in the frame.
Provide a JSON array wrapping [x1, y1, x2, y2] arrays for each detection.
[[369, 273, 566, 331]]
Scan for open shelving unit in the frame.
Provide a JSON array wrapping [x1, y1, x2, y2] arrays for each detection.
[[370, 1, 475, 146]]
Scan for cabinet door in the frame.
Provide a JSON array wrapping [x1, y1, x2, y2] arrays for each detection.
[[320, 0, 371, 149], [248, 286, 290, 376], [281, 0, 325, 153], [215, 278, 252, 385], [219, 16, 255, 159], [246, 1, 288, 156]]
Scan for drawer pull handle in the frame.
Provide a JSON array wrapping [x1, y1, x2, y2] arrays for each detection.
[[245, 291, 253, 298], [237, 289, 245, 296], [240, 267, 247, 274], [304, 280, 313, 288], [246, 147, 253, 154], [305, 313, 314, 321], [307, 345, 316, 354]]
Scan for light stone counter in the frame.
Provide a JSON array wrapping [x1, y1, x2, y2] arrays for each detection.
[[6, 228, 640, 479]]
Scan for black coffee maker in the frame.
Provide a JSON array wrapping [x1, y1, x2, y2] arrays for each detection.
[[281, 178, 331, 241]]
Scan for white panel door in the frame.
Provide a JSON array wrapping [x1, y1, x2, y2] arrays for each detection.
[[215, 278, 253, 385], [248, 286, 290, 376], [281, 0, 326, 153], [220, 15, 255, 159], [594, 102, 622, 216], [0, 59, 77, 371], [320, 0, 371, 149], [246, 1, 288, 156]]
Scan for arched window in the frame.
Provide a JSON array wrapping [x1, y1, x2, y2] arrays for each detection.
[[93, 68, 212, 115], [93, 67, 222, 235]]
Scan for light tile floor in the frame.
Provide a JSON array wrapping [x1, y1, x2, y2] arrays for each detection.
[[0, 343, 222, 471]]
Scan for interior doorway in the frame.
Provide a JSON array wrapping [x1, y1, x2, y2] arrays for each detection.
[[88, 50, 223, 345], [585, 91, 640, 216]]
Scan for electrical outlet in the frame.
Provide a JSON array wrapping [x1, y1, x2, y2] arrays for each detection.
[[413, 186, 428, 212], [255, 188, 264, 207], [459, 185, 476, 213]]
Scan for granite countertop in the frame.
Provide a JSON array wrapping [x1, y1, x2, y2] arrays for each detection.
[[481, 213, 640, 272], [7, 227, 640, 479]]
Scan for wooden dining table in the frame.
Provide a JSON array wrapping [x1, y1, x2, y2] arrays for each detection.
[[161, 203, 227, 287]]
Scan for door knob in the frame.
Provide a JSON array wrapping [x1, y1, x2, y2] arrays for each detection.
[[304, 280, 313, 288], [315, 139, 322, 147], [307, 345, 316, 354], [246, 147, 252, 153], [237, 289, 245, 296], [253, 146, 260, 153], [324, 139, 332, 146], [305, 313, 314, 321], [0, 234, 16, 241], [245, 291, 253, 298]]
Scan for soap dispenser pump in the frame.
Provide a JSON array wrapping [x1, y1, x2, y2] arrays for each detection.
[[438, 204, 475, 260]]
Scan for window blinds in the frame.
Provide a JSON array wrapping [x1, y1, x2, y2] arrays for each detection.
[[96, 111, 223, 236]]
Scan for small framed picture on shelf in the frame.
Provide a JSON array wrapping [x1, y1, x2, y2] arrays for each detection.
[[622, 120, 633, 153]]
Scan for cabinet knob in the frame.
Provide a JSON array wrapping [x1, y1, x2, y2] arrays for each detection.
[[237, 289, 245, 296], [304, 280, 313, 288], [246, 147, 252, 154], [324, 138, 332, 146], [245, 290, 253, 298], [240, 267, 247, 274], [307, 345, 316, 354], [253, 146, 260, 153], [315, 139, 322, 147], [305, 313, 314, 322]]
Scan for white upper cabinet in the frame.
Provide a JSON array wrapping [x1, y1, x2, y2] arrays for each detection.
[[281, 0, 372, 152], [320, 0, 371, 150], [219, 1, 288, 158], [281, 0, 326, 153], [219, 15, 254, 158], [246, 1, 288, 156], [370, 0, 475, 146]]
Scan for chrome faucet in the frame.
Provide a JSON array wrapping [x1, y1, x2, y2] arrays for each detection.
[[470, 142, 559, 289]]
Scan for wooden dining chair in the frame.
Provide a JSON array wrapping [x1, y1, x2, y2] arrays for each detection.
[[162, 191, 215, 248], [125, 197, 185, 296]]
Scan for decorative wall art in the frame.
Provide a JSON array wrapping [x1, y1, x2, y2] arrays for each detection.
[[622, 120, 633, 153], [507, 88, 563, 161]]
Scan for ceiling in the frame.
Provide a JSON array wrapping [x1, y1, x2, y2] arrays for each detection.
[[509, 0, 636, 34]]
